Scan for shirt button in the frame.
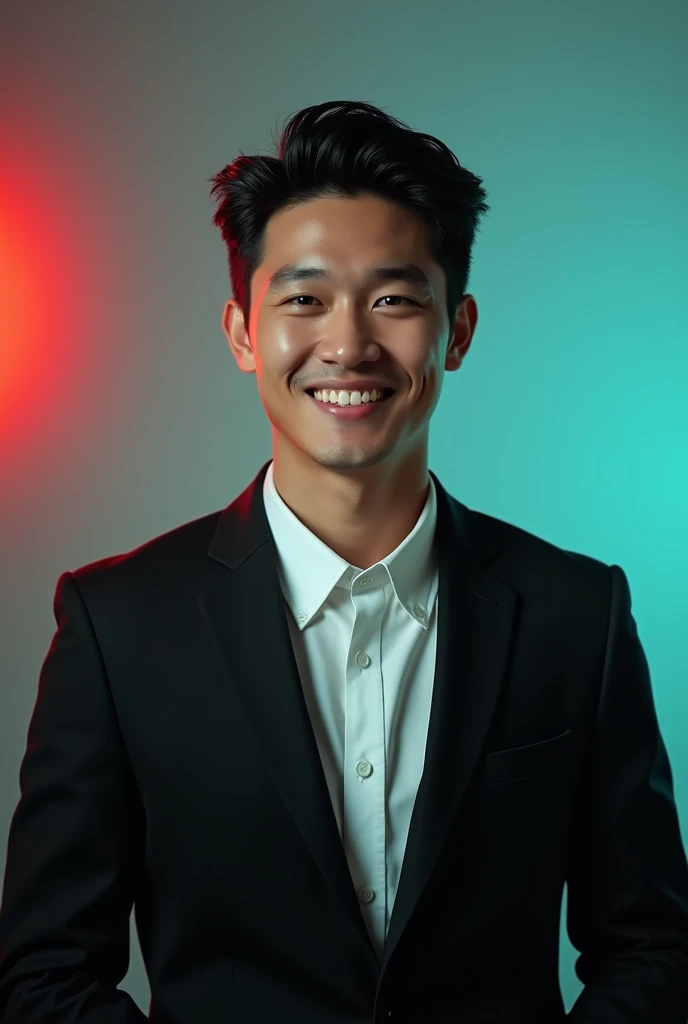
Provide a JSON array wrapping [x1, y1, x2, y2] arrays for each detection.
[[355, 650, 371, 668], [414, 604, 427, 622], [296, 609, 308, 623], [358, 576, 373, 586], [356, 760, 373, 778], [357, 886, 375, 903]]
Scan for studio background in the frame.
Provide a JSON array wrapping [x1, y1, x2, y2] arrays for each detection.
[[1, 0, 686, 1014]]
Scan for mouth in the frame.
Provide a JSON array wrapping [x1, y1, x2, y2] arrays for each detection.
[[304, 387, 395, 420], [305, 387, 394, 403]]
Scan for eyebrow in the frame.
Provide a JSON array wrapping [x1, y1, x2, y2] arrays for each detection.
[[265, 261, 433, 296]]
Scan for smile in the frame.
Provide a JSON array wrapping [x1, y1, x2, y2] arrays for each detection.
[[305, 388, 394, 420]]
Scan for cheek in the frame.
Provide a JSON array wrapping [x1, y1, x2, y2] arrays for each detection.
[[403, 339, 443, 387], [264, 321, 311, 365], [392, 320, 441, 364]]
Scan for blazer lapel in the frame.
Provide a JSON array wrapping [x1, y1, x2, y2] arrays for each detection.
[[381, 477, 518, 971], [197, 460, 518, 974], [197, 461, 375, 961]]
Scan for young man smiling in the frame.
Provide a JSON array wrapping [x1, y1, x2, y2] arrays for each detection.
[[1, 100, 687, 1024], [221, 187, 476, 570]]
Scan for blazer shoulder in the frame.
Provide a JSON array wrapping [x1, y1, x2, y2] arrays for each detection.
[[65, 506, 225, 597], [468, 504, 613, 588]]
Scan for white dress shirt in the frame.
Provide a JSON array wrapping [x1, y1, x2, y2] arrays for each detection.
[[262, 460, 439, 961]]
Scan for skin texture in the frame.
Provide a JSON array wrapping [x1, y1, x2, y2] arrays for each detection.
[[222, 193, 478, 568]]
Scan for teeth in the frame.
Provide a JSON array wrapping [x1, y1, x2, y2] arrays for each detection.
[[313, 388, 386, 406]]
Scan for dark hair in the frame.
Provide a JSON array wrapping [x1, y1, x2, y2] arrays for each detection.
[[209, 100, 489, 328]]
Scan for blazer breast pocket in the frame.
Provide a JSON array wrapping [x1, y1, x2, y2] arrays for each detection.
[[476, 728, 574, 788]]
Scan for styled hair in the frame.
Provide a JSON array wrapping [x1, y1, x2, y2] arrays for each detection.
[[209, 100, 490, 328]]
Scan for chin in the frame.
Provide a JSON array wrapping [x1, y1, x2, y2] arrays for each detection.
[[306, 442, 395, 472]]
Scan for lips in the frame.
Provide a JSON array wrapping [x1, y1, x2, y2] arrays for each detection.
[[305, 387, 393, 400], [304, 388, 394, 420], [304, 383, 395, 395]]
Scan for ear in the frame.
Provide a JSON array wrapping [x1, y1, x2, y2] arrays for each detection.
[[222, 299, 256, 374], [445, 295, 478, 372]]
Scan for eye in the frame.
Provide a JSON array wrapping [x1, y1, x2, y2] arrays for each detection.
[[284, 295, 417, 307], [286, 295, 320, 306], [375, 295, 417, 307]]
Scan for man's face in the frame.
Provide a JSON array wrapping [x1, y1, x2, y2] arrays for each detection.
[[223, 193, 477, 472]]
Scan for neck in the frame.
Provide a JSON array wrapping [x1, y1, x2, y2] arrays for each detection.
[[271, 438, 430, 569]]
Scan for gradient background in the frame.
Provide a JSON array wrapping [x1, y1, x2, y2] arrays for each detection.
[[1, 0, 686, 1014]]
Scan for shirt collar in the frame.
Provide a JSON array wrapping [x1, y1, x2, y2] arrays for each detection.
[[262, 460, 438, 631]]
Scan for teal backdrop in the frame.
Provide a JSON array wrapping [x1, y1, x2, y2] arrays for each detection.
[[1, 0, 686, 1014]]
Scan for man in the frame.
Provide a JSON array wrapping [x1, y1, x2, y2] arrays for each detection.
[[1, 100, 687, 1023]]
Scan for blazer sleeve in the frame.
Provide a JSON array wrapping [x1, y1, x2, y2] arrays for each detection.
[[565, 563, 688, 1022], [0, 571, 149, 1022]]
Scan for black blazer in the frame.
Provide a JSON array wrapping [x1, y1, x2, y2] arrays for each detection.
[[1, 460, 688, 1024]]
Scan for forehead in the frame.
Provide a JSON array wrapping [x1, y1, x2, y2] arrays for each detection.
[[258, 194, 437, 276]]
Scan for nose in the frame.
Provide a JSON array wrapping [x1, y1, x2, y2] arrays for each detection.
[[313, 307, 381, 368]]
